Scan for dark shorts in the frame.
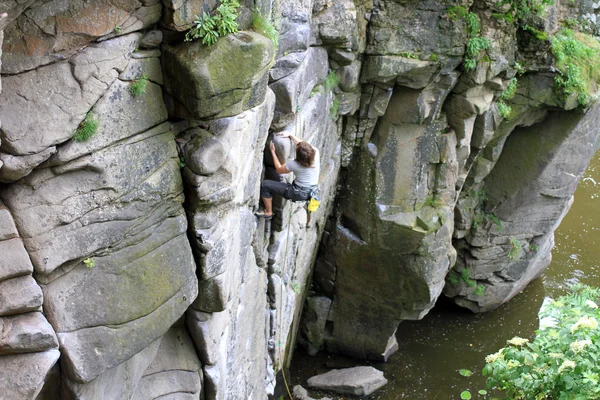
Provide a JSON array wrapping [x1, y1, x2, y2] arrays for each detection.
[[260, 180, 312, 202]]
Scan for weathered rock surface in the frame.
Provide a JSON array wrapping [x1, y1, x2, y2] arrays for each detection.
[[0, 349, 60, 400], [307, 366, 387, 396], [163, 31, 275, 120], [1, 0, 600, 399]]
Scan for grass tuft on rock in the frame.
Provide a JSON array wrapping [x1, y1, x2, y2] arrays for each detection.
[[73, 114, 99, 142], [551, 29, 600, 106], [323, 71, 339, 93], [129, 74, 149, 97], [252, 10, 278, 46]]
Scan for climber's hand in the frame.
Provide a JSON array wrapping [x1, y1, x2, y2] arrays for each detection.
[[269, 141, 275, 152]]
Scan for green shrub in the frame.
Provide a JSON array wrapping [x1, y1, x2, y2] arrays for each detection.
[[323, 71, 339, 93], [475, 285, 486, 296], [463, 13, 491, 71], [484, 285, 600, 399], [129, 74, 148, 97], [501, 77, 519, 101], [508, 237, 521, 261], [487, 213, 503, 231], [398, 51, 418, 59], [83, 258, 95, 269], [551, 29, 600, 106], [114, 25, 122, 34], [252, 10, 278, 46], [447, 5, 468, 21], [329, 98, 339, 119], [461, 268, 476, 288], [497, 101, 513, 120], [73, 114, 99, 142], [185, 0, 240, 45]]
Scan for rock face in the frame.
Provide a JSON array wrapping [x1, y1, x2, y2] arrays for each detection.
[[1, 0, 600, 398]]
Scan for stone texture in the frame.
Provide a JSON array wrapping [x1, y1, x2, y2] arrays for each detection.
[[307, 366, 387, 396], [1, 1, 153, 74], [162, 31, 275, 119], [0, 349, 60, 400], [0, 238, 34, 282], [62, 339, 161, 400], [446, 102, 600, 311], [0, 33, 140, 158], [131, 324, 203, 400], [0, 312, 58, 355], [0, 275, 42, 316], [269, 46, 329, 129]]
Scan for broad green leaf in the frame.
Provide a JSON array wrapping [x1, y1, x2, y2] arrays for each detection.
[[459, 369, 473, 377], [460, 390, 472, 399]]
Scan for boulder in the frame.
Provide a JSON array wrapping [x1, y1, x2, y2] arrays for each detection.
[[0, 312, 58, 355], [307, 366, 387, 396], [0, 275, 43, 316], [269, 46, 329, 129], [162, 31, 275, 119], [131, 325, 203, 400], [0, 349, 60, 400]]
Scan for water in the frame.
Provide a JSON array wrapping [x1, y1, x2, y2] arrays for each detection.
[[289, 150, 600, 399]]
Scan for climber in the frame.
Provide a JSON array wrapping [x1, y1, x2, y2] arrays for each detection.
[[255, 132, 319, 219]]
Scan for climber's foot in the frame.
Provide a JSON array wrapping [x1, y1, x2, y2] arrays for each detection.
[[254, 210, 273, 219]]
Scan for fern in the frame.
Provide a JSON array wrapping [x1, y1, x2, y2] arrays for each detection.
[[185, 0, 240, 45]]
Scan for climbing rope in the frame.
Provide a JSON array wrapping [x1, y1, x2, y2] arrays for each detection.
[[277, 90, 302, 400], [278, 205, 295, 400]]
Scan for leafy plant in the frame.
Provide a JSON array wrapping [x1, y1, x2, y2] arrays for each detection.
[[459, 369, 473, 377], [449, 275, 459, 286], [497, 101, 513, 120], [398, 51, 418, 59], [484, 285, 600, 400], [323, 71, 340, 93], [551, 28, 600, 106], [531, 244, 539, 252], [501, 77, 519, 101], [129, 74, 149, 97], [73, 113, 99, 142], [447, 5, 468, 20], [475, 285, 486, 296], [309, 85, 321, 98], [460, 390, 472, 399], [508, 237, 521, 261], [253, 10, 278, 46], [83, 258, 95, 269], [114, 25, 122, 34], [185, 0, 240, 45], [179, 156, 186, 168], [460, 12, 491, 71], [429, 53, 439, 62], [291, 281, 302, 295], [487, 213, 503, 231], [461, 268, 476, 288], [329, 98, 340, 120]]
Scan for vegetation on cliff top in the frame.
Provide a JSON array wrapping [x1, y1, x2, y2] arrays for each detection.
[[185, 0, 240, 45], [552, 29, 600, 107]]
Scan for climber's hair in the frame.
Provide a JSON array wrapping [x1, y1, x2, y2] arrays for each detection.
[[295, 142, 316, 168]]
